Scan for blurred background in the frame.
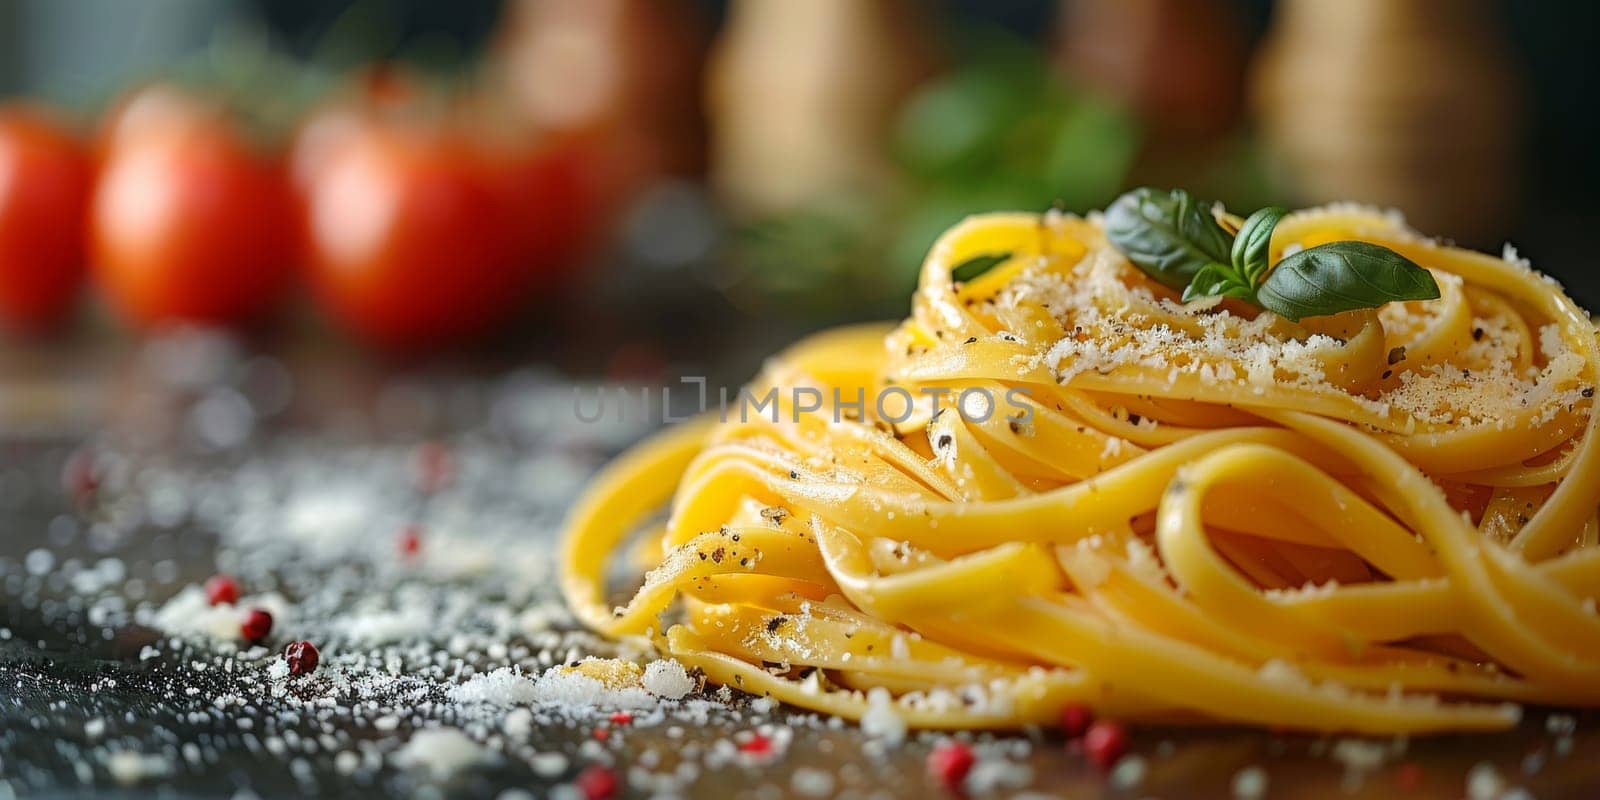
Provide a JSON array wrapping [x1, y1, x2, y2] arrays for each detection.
[[0, 0, 1596, 375]]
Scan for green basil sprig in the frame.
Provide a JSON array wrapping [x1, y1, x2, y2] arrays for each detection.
[[1105, 187, 1440, 321], [1256, 241, 1443, 321], [1231, 206, 1288, 286], [1104, 187, 1231, 291]]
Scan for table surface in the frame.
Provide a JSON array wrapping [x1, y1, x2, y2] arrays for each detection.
[[0, 327, 1596, 800]]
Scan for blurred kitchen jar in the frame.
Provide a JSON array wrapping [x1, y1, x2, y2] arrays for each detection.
[[708, 0, 933, 217], [1252, 0, 1520, 245], [1054, 0, 1247, 142], [495, 0, 709, 185]]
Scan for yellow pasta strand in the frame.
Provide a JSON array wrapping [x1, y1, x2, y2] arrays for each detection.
[[561, 205, 1600, 733]]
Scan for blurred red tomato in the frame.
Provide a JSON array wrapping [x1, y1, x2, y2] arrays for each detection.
[[0, 106, 91, 332], [502, 133, 602, 278], [301, 118, 598, 349], [91, 97, 294, 327], [303, 123, 520, 349], [289, 65, 426, 193], [95, 83, 214, 159], [289, 105, 367, 193]]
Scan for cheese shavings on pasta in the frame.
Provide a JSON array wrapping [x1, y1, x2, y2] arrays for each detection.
[[561, 205, 1600, 733]]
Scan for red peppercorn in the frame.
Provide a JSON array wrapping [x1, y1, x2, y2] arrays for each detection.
[[926, 741, 975, 789], [739, 733, 772, 755], [608, 711, 633, 725], [284, 640, 320, 675], [398, 525, 422, 557], [575, 764, 617, 800], [1059, 703, 1094, 738], [204, 575, 239, 606], [61, 448, 99, 504], [1083, 720, 1129, 770], [1395, 762, 1423, 790], [591, 727, 610, 742], [240, 608, 273, 641], [413, 442, 454, 493]]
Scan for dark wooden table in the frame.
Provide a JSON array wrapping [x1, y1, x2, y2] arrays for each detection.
[[0, 326, 1595, 800]]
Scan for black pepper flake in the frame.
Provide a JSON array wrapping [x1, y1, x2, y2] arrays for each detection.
[[964, 337, 977, 344], [936, 434, 953, 450], [766, 616, 787, 633], [1382, 370, 1393, 380], [1127, 413, 1142, 426], [711, 547, 725, 563], [1472, 327, 1485, 341], [788, 471, 798, 480], [1584, 388, 1595, 398], [1387, 346, 1407, 365]]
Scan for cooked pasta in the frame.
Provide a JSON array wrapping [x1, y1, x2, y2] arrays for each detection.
[[561, 203, 1600, 733]]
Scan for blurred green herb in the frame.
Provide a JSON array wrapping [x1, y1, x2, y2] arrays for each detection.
[[724, 200, 910, 319], [893, 49, 1139, 250], [729, 42, 1141, 317]]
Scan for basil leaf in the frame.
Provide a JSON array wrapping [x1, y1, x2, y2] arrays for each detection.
[[1105, 187, 1234, 291], [1182, 263, 1253, 303], [951, 252, 1012, 283], [1231, 206, 1288, 286], [1256, 241, 1440, 322]]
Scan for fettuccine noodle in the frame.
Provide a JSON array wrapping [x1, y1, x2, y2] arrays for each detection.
[[561, 205, 1600, 733]]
